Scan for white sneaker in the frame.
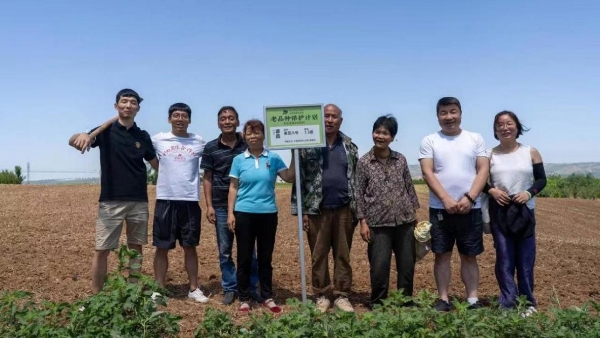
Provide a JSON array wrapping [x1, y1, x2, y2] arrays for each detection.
[[316, 296, 331, 313], [150, 292, 162, 305], [188, 288, 209, 303], [333, 297, 354, 312], [521, 306, 537, 317]]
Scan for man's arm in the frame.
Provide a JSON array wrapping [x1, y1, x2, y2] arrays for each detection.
[[203, 170, 216, 224], [419, 158, 458, 214], [69, 116, 118, 154], [148, 158, 159, 171], [456, 156, 490, 214]]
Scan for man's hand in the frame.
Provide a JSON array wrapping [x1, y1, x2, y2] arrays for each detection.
[[512, 191, 530, 205], [72, 133, 93, 154], [441, 196, 459, 214], [360, 221, 371, 243], [302, 215, 309, 231], [206, 206, 216, 224], [456, 196, 473, 214], [227, 213, 235, 233], [490, 188, 511, 206]]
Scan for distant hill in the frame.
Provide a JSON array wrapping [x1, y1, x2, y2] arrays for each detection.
[[22, 162, 600, 185], [408, 162, 600, 179], [26, 177, 99, 185]]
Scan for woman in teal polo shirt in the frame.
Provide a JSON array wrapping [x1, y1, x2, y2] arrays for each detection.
[[227, 119, 295, 313]]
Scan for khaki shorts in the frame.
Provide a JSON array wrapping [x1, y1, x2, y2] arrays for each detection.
[[96, 201, 149, 250]]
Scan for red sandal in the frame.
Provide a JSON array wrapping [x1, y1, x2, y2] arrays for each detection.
[[238, 302, 251, 313], [262, 298, 282, 313]]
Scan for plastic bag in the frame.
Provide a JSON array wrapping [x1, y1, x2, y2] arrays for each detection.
[[481, 194, 491, 234], [414, 221, 432, 262]]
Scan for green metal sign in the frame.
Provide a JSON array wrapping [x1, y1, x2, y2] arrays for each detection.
[[264, 104, 325, 149]]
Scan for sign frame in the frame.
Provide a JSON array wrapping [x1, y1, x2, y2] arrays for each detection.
[[263, 104, 326, 150]]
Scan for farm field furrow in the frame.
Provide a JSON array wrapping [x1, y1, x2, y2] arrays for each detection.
[[0, 185, 599, 337]]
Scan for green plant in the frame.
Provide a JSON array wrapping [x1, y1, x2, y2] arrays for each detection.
[[194, 290, 600, 337], [0, 246, 181, 337], [0, 165, 25, 184]]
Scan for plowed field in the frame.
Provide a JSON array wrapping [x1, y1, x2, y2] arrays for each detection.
[[1, 185, 599, 337]]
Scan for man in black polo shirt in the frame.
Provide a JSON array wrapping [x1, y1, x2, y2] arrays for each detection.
[[69, 88, 158, 293], [201, 106, 260, 305]]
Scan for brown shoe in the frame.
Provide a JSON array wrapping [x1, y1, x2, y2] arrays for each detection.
[[333, 297, 354, 312]]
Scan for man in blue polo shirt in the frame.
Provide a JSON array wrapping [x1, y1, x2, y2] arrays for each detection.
[[69, 88, 158, 293], [200, 106, 260, 305]]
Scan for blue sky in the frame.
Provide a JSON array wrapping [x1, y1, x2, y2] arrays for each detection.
[[1, 0, 598, 180]]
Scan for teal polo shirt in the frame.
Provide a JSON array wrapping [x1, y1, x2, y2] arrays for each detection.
[[229, 149, 287, 213]]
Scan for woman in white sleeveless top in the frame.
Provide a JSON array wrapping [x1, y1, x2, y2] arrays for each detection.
[[486, 111, 546, 316]]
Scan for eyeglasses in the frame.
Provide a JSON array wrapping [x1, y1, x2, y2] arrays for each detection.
[[171, 113, 190, 120]]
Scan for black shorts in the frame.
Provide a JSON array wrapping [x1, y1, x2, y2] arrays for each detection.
[[429, 208, 484, 256], [153, 200, 201, 249]]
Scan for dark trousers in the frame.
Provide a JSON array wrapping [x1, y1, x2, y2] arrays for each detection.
[[234, 211, 278, 302], [490, 211, 537, 308], [307, 205, 355, 297], [367, 223, 416, 306]]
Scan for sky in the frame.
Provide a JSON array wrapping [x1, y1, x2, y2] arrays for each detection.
[[0, 0, 598, 181]]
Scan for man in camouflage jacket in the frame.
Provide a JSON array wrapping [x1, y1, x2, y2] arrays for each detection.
[[291, 103, 359, 313]]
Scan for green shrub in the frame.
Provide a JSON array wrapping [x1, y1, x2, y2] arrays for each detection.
[[538, 174, 600, 200], [195, 291, 600, 337], [0, 246, 181, 337], [0, 165, 24, 184]]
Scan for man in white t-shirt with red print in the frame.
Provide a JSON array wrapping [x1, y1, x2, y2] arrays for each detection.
[[418, 97, 489, 312], [151, 102, 208, 303]]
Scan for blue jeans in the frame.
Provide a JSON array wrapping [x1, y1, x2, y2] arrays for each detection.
[[214, 207, 259, 293]]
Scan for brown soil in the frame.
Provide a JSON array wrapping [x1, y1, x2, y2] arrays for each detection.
[[1, 185, 599, 337]]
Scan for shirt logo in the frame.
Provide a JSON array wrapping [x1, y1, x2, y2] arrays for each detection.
[[135, 142, 141, 149]]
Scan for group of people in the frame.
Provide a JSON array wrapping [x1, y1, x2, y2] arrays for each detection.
[[68, 89, 546, 316]]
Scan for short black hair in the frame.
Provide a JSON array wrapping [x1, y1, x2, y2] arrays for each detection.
[[493, 110, 529, 140], [218, 106, 239, 119], [116, 88, 143, 104], [168, 102, 192, 119], [372, 114, 398, 138], [436, 97, 461, 114]]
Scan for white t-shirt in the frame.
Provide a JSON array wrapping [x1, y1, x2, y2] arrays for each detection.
[[419, 130, 487, 209], [152, 132, 206, 201]]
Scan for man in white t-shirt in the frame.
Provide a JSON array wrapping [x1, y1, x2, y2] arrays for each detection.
[[151, 103, 208, 303], [418, 97, 489, 312]]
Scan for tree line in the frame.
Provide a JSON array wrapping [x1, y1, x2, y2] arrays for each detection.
[[0, 166, 25, 184]]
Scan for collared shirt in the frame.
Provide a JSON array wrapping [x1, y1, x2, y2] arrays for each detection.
[[90, 121, 156, 202], [321, 136, 350, 208], [229, 149, 287, 213], [356, 148, 420, 227], [200, 134, 247, 207], [291, 131, 359, 217]]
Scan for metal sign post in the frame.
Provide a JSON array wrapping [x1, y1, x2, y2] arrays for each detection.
[[264, 104, 325, 304]]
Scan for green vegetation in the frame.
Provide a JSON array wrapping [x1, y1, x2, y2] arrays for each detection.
[[195, 291, 600, 337], [0, 165, 25, 184], [414, 174, 600, 200], [0, 246, 180, 337], [538, 174, 600, 199], [2, 257, 599, 337]]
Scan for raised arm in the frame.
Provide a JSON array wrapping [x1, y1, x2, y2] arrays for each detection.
[[277, 151, 296, 183]]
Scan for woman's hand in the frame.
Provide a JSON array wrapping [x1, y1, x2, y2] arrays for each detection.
[[360, 221, 371, 243], [489, 187, 511, 206], [512, 191, 531, 204], [227, 213, 236, 233]]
